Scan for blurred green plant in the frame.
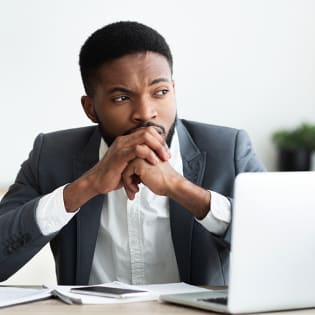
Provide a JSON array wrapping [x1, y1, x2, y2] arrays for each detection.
[[272, 123, 315, 151]]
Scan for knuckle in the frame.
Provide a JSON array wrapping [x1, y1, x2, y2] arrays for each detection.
[[142, 132, 150, 142], [147, 126, 156, 133], [134, 144, 143, 153]]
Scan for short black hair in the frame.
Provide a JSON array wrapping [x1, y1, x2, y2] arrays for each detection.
[[79, 21, 173, 96]]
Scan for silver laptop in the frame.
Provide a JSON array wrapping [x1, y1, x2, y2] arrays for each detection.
[[160, 172, 315, 313]]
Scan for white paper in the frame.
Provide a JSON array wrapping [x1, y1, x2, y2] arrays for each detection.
[[0, 281, 211, 307], [132, 282, 211, 296], [52, 281, 210, 305], [0, 287, 51, 308]]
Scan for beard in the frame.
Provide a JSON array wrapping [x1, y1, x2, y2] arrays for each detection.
[[98, 114, 177, 148]]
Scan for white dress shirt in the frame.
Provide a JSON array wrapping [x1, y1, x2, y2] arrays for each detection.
[[36, 128, 231, 284]]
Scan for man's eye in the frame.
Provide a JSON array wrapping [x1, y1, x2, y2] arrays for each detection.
[[112, 95, 129, 103], [155, 89, 169, 96]]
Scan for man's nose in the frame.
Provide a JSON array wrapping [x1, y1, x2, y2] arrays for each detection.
[[131, 97, 157, 122]]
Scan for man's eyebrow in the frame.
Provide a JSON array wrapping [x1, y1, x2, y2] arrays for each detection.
[[149, 78, 170, 86], [108, 87, 133, 94], [107, 78, 170, 94]]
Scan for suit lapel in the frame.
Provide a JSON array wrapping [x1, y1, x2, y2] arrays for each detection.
[[170, 120, 206, 283], [72, 127, 104, 284]]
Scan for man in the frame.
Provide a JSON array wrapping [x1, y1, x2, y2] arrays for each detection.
[[0, 21, 265, 285]]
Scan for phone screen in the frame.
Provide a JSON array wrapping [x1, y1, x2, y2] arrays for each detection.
[[70, 286, 148, 298]]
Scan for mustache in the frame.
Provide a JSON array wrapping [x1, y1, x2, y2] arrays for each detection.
[[123, 121, 166, 136]]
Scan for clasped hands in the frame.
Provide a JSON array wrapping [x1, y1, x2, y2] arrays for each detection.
[[64, 126, 210, 217], [90, 126, 181, 200]]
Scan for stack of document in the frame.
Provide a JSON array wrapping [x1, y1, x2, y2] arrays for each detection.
[[0, 286, 52, 308], [0, 281, 210, 308]]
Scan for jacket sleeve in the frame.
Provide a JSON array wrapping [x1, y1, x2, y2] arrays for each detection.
[[216, 129, 266, 283], [234, 129, 266, 174], [223, 129, 266, 244], [0, 134, 57, 281]]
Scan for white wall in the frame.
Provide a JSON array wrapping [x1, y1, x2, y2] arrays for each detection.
[[0, 0, 315, 186], [0, 0, 314, 283]]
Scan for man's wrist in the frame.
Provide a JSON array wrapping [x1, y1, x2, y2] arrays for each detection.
[[195, 191, 231, 235], [167, 175, 211, 219], [63, 174, 100, 212]]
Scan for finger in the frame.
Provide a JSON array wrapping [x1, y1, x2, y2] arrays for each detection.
[[123, 181, 138, 200], [110, 145, 157, 166], [116, 141, 166, 165], [124, 184, 136, 200], [142, 127, 171, 160], [133, 144, 160, 165], [122, 127, 171, 161], [123, 168, 140, 199]]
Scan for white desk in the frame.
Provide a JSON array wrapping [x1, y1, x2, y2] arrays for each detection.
[[2, 298, 315, 315]]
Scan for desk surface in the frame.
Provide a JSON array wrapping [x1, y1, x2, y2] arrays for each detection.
[[2, 298, 315, 315], [1, 298, 206, 314]]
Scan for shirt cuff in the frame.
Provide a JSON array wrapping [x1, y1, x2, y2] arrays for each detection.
[[36, 185, 79, 236], [195, 190, 231, 235]]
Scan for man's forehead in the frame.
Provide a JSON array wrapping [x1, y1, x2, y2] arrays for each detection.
[[96, 60, 171, 93], [98, 52, 171, 78]]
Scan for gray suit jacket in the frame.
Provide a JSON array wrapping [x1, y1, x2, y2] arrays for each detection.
[[0, 119, 265, 285]]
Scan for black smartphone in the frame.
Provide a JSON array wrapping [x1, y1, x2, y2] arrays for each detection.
[[70, 285, 149, 298]]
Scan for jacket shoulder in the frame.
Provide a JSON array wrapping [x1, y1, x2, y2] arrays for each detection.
[[34, 126, 98, 154], [179, 119, 241, 145], [40, 125, 97, 143]]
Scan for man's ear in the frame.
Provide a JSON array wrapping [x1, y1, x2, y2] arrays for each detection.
[[81, 95, 99, 123]]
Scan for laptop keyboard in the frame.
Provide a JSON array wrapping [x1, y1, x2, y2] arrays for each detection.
[[198, 297, 228, 305]]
